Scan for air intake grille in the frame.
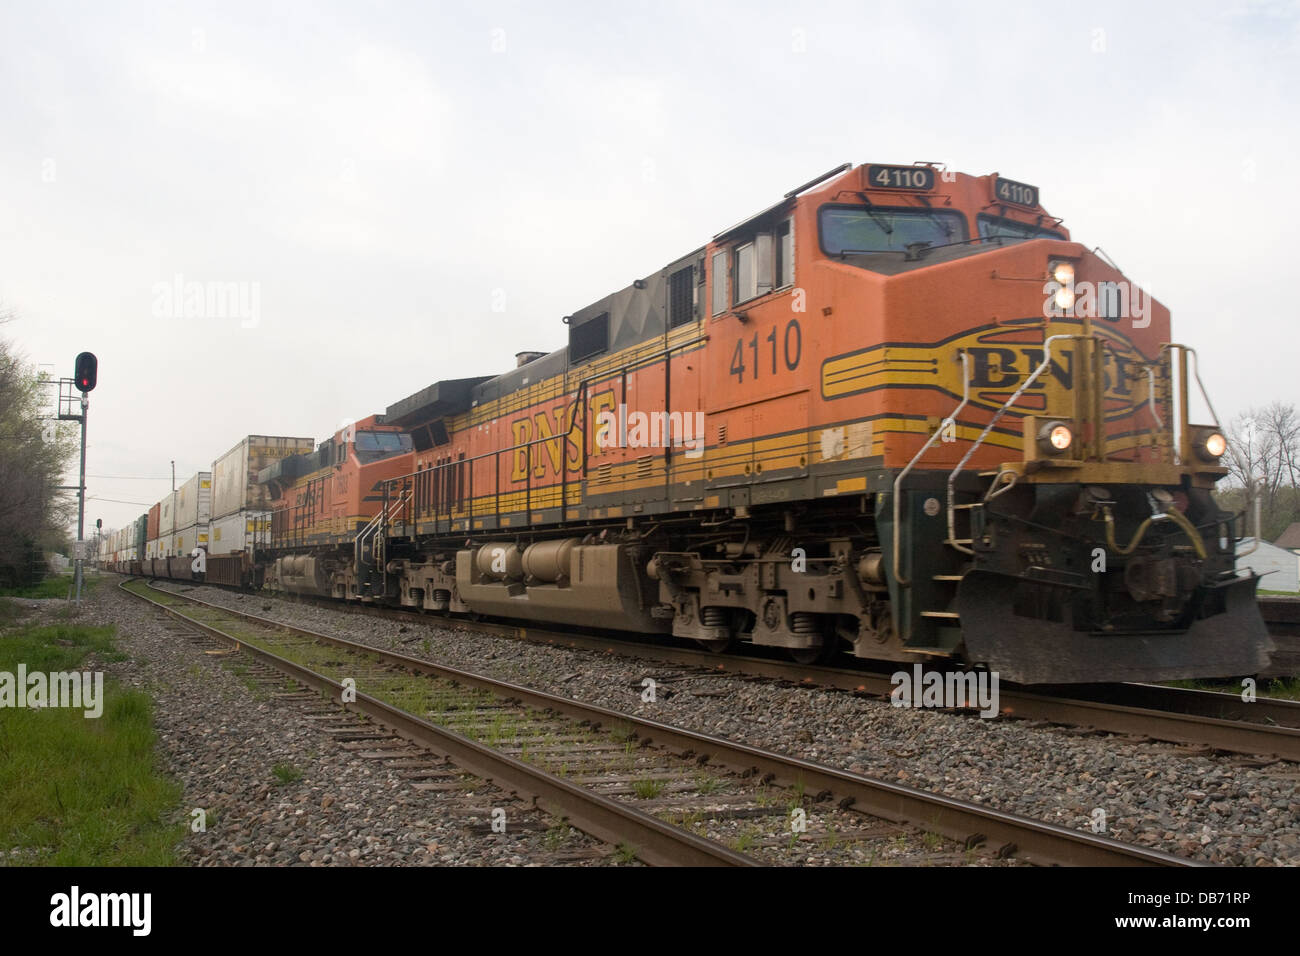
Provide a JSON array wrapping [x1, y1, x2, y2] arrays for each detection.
[[669, 266, 695, 328]]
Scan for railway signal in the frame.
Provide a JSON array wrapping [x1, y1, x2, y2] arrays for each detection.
[[68, 353, 96, 602], [74, 351, 97, 392]]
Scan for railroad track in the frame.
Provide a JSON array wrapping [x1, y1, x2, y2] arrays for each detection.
[[259, 587, 1300, 764], [123, 579, 1189, 867]]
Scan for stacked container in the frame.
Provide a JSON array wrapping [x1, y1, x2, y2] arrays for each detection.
[[158, 491, 177, 556], [146, 502, 162, 559], [210, 510, 270, 555], [210, 436, 314, 555], [171, 472, 213, 557], [134, 514, 148, 561]]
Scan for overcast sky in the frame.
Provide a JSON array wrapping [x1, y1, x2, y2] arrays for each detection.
[[2, 0, 1297, 533]]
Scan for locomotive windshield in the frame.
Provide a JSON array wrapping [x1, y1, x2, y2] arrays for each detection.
[[818, 205, 968, 256], [977, 214, 1065, 242]]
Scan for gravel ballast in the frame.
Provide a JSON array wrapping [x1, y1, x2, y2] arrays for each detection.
[[54, 580, 609, 866], [148, 580, 1300, 866]]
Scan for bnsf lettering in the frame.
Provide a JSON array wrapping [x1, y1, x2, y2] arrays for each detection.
[[510, 405, 583, 481], [966, 347, 1134, 397]]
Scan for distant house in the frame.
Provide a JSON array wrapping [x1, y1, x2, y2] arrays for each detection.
[[1237, 539, 1300, 592], [1274, 522, 1300, 554]]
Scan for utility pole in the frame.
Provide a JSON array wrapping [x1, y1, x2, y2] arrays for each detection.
[[74, 392, 88, 603], [171, 460, 175, 491]]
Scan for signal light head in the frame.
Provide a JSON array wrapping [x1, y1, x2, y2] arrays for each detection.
[[74, 351, 98, 393]]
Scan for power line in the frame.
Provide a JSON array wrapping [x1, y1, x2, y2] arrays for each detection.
[[86, 496, 155, 506], [85, 474, 172, 480]]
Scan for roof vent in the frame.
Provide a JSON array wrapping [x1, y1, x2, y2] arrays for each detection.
[[516, 351, 546, 368]]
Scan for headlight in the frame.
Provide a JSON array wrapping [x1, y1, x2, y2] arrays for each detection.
[[1195, 428, 1227, 462], [1050, 261, 1075, 285], [1049, 260, 1075, 310], [1038, 420, 1074, 455]]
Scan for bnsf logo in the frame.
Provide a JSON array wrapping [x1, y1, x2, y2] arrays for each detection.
[[822, 328, 1148, 415], [964, 346, 1136, 397]]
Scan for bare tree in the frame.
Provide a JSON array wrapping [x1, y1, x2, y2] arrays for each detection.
[[1222, 401, 1300, 541]]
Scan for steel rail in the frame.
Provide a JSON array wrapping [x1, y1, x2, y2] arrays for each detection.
[[285, 590, 1300, 760], [138, 580, 1193, 867], [122, 581, 755, 867]]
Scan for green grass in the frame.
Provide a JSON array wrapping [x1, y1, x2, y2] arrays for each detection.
[[732, 830, 757, 853], [1260, 677, 1300, 701], [0, 576, 73, 599], [1163, 676, 1300, 701], [695, 773, 724, 795], [543, 821, 572, 851], [821, 825, 839, 851], [0, 622, 183, 865], [632, 778, 666, 799], [671, 809, 704, 830], [609, 723, 635, 744], [613, 842, 637, 864], [271, 763, 303, 786]]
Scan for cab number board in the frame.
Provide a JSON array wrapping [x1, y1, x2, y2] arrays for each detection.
[[867, 164, 935, 191], [994, 177, 1038, 207]]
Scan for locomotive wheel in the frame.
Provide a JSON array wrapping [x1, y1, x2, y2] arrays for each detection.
[[696, 637, 734, 654], [789, 636, 840, 665]]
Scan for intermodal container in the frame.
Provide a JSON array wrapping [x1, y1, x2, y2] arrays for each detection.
[[212, 435, 316, 520], [174, 472, 213, 529], [172, 523, 210, 557], [209, 509, 268, 556], [159, 490, 177, 537]]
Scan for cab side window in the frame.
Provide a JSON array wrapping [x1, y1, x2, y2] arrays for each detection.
[[723, 216, 795, 310]]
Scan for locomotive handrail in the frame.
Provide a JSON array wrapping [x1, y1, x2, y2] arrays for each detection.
[[1159, 343, 1223, 466], [945, 333, 1078, 556], [1145, 364, 1163, 429], [1185, 347, 1222, 434], [379, 406, 585, 532], [355, 486, 411, 599], [379, 335, 706, 536], [892, 350, 970, 587]]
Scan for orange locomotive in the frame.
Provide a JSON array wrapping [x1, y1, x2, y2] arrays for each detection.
[[260, 415, 414, 593], [260, 162, 1271, 684]]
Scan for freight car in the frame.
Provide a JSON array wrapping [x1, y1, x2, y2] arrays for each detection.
[[246, 162, 1271, 684], [134, 436, 314, 588]]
